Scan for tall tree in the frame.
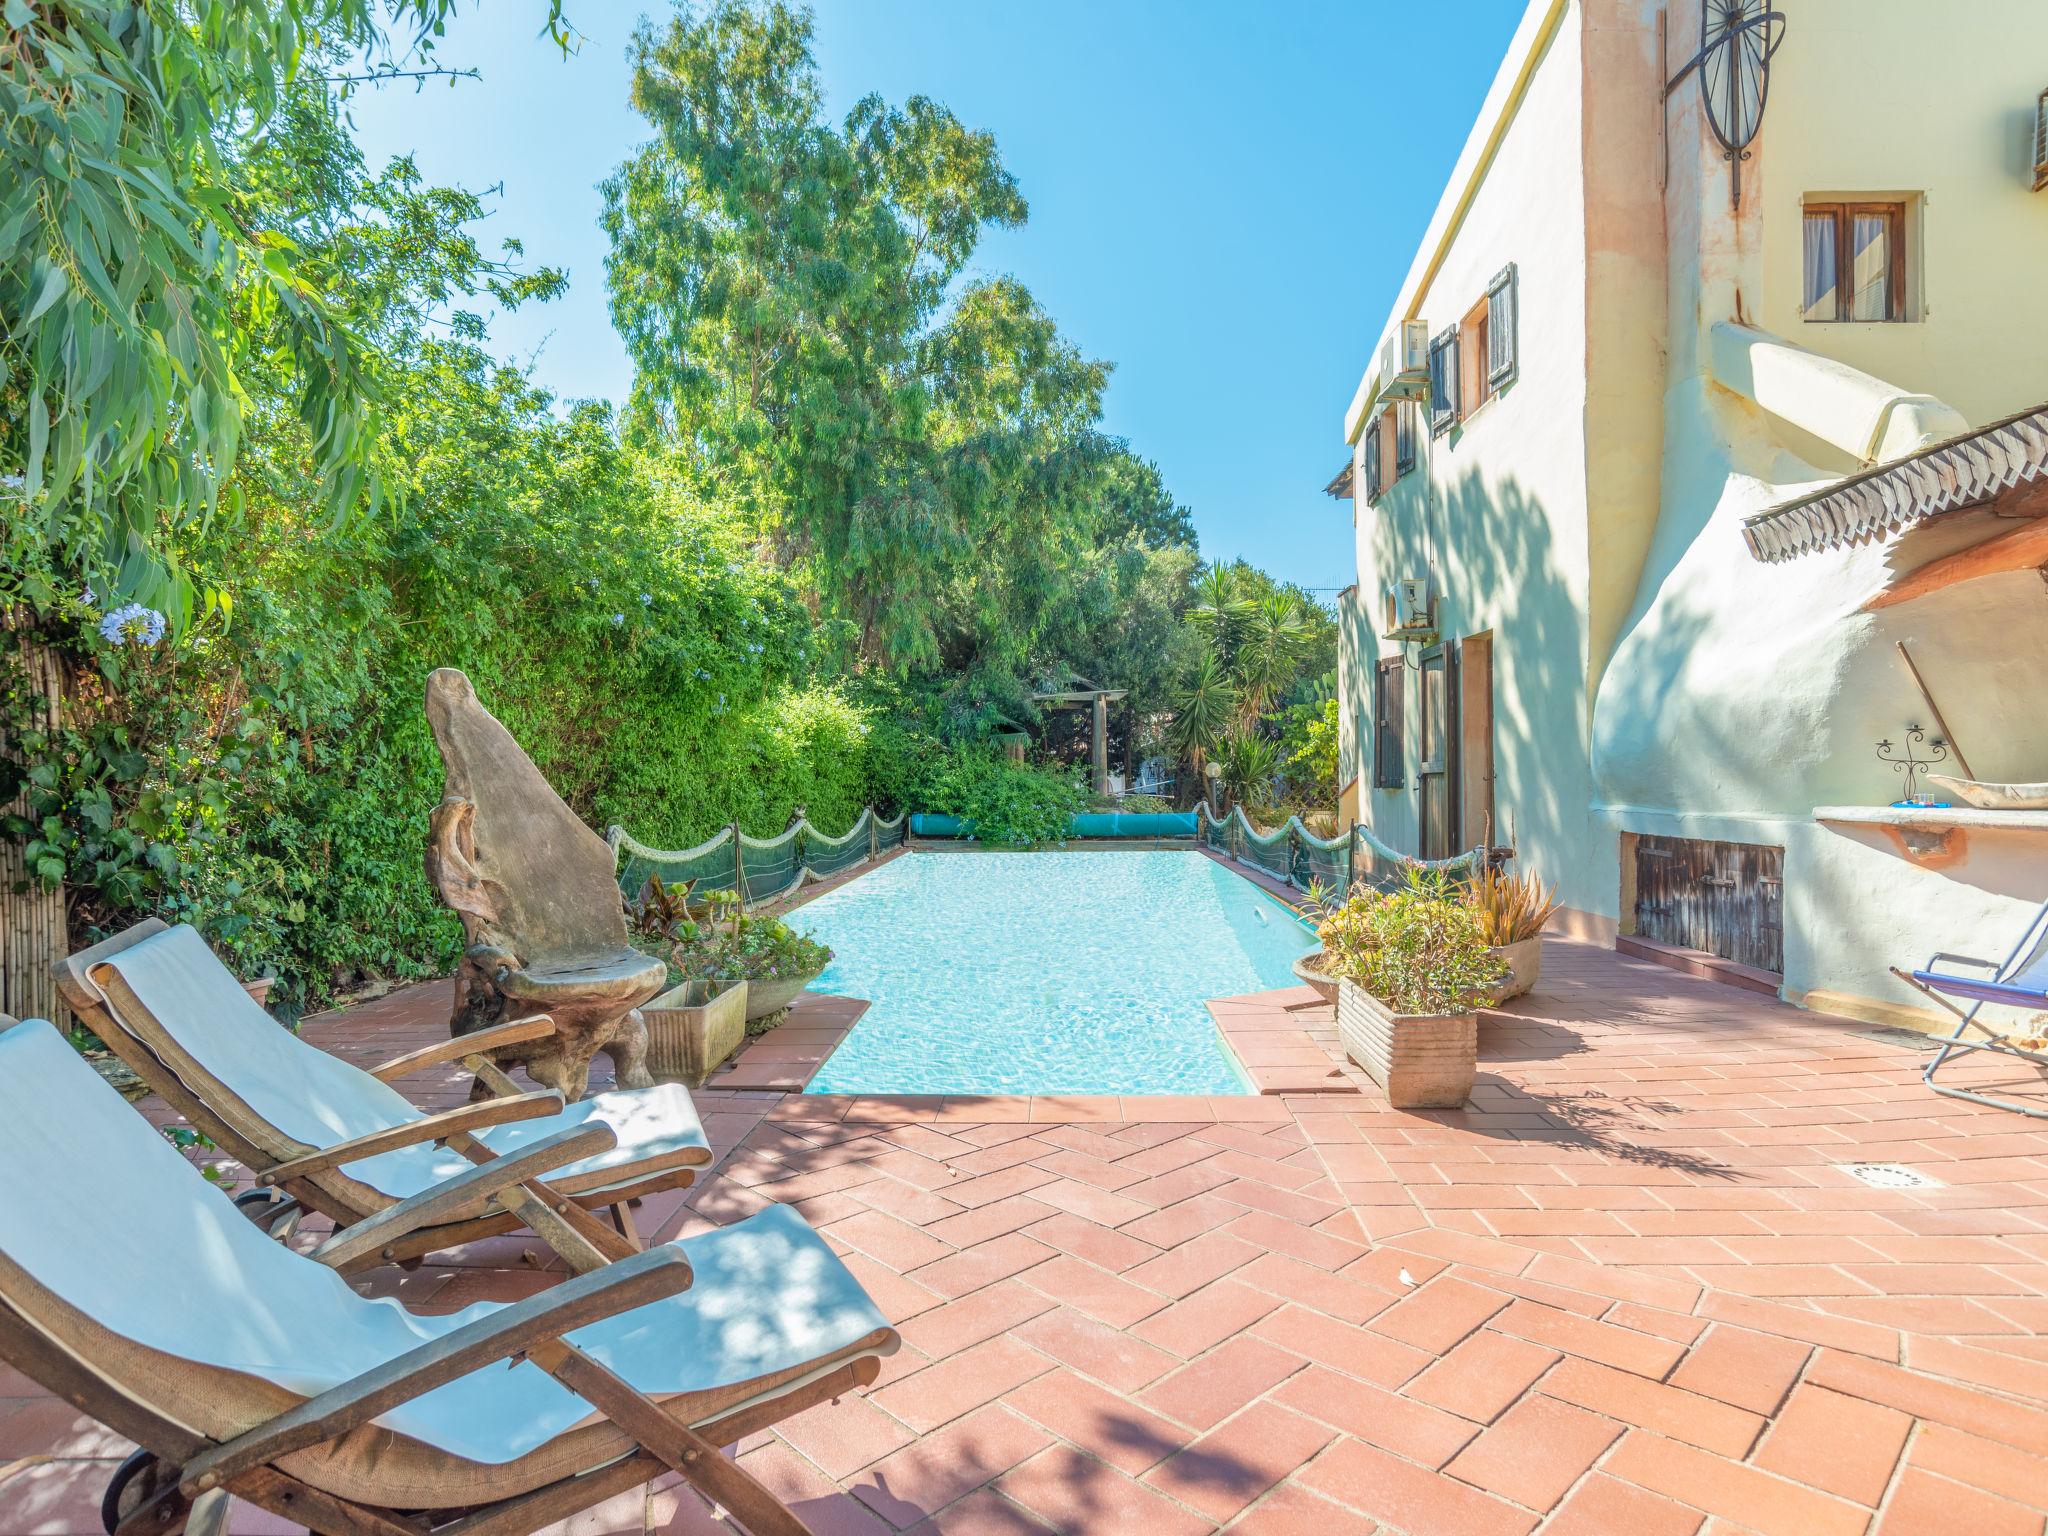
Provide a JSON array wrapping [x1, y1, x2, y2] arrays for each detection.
[[603, 0, 1151, 675], [0, 0, 566, 621]]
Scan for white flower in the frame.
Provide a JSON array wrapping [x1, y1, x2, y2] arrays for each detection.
[[99, 604, 166, 647], [611, 613, 625, 627], [639, 593, 653, 605]]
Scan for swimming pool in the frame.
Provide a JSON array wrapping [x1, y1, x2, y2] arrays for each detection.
[[791, 850, 1315, 1096]]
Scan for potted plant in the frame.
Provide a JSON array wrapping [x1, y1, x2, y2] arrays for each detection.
[[639, 976, 750, 1086], [1290, 877, 1344, 1004], [1465, 866, 1560, 1002], [624, 876, 749, 1083], [1318, 877, 1506, 1109], [668, 890, 834, 1026]]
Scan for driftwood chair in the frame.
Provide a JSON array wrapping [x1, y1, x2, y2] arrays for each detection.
[[0, 1016, 897, 1536], [55, 920, 712, 1270], [425, 666, 667, 1102]]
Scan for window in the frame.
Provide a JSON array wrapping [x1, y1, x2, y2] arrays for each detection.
[[1372, 657, 1405, 789], [1394, 399, 1417, 477], [1458, 297, 1492, 417], [1361, 415, 1383, 503], [1802, 202, 1906, 322], [1428, 327, 1459, 436], [1486, 264, 1518, 390]]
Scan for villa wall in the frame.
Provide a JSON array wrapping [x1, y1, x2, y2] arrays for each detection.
[[1338, 0, 2048, 1027], [1589, 0, 2048, 1022]]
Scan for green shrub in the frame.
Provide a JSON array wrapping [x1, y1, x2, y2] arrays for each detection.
[[651, 891, 833, 990], [1317, 884, 1506, 1016], [921, 748, 1084, 849]]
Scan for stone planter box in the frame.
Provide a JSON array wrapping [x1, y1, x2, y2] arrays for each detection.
[[1336, 976, 1477, 1109], [1291, 947, 1338, 1005], [743, 971, 825, 1022], [1490, 936, 1543, 1003], [642, 979, 749, 1086]]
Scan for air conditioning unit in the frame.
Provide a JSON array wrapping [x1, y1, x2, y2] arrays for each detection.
[[1377, 319, 1433, 401], [1381, 576, 1437, 640], [2035, 87, 2047, 192]]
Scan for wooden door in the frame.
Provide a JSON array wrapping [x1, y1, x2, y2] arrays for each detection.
[[1418, 647, 1451, 859], [1632, 836, 1785, 973], [1457, 633, 1494, 851]]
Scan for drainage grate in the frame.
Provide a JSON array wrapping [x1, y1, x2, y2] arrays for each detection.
[[1843, 1162, 1940, 1190]]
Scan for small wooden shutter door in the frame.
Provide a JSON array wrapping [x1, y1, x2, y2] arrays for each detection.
[[1429, 328, 1459, 436], [1486, 264, 1518, 390], [1374, 657, 1404, 788]]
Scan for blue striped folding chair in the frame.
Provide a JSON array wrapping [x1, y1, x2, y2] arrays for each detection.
[[1898, 898, 2048, 1117]]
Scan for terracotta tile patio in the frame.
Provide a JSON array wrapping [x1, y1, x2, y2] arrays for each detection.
[[6, 939, 2048, 1534]]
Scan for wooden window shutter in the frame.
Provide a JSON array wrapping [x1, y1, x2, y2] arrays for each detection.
[[1373, 657, 1405, 788], [1362, 416, 1382, 502], [1428, 327, 1458, 437], [1486, 264, 1518, 390]]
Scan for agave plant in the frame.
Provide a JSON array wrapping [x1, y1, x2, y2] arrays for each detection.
[[1232, 594, 1312, 726], [1216, 728, 1280, 810], [1188, 565, 1253, 661], [1169, 650, 1237, 768], [1465, 865, 1561, 945]]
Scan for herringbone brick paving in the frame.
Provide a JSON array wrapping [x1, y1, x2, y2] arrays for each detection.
[[5, 939, 2047, 1534]]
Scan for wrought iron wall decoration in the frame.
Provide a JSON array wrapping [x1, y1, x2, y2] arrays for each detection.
[[1663, 0, 1787, 208], [1876, 725, 1950, 807]]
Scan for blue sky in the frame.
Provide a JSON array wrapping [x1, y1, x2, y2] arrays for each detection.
[[346, 1, 1525, 593]]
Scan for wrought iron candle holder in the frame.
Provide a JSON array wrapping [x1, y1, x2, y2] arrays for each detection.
[[1875, 725, 1949, 807]]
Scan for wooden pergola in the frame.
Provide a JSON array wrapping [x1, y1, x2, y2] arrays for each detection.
[[1030, 676, 1129, 796]]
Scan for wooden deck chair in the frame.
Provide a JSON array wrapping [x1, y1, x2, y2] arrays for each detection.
[[55, 920, 713, 1270], [1897, 896, 2048, 1118], [0, 1016, 898, 1536]]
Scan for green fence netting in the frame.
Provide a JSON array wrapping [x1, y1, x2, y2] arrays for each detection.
[[609, 806, 908, 909], [1192, 804, 1483, 903]]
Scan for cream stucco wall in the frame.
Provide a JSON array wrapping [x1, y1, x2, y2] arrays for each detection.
[[1756, 0, 2048, 428], [1590, 0, 2048, 1017], [1349, 6, 1608, 919], [1337, 0, 2048, 1024]]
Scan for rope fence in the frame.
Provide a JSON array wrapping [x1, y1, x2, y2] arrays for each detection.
[[609, 807, 908, 910], [1193, 804, 1484, 903], [610, 798, 1480, 913]]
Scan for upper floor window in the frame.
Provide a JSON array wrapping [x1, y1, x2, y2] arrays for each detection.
[[1802, 202, 1906, 322], [1394, 399, 1417, 476], [1362, 414, 1384, 503], [1485, 264, 1518, 390], [1428, 328, 1459, 436]]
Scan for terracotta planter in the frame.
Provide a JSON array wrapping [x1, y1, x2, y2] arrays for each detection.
[[743, 970, 824, 1022], [641, 979, 750, 1086], [1489, 936, 1543, 1003], [1292, 947, 1338, 1005], [1336, 977, 1477, 1109]]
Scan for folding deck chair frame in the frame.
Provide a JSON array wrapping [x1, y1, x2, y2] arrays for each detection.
[[1894, 898, 2048, 1119], [0, 1015, 896, 1536], [55, 920, 710, 1272]]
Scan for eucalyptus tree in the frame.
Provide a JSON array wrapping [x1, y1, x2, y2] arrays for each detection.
[[0, 0, 566, 622], [602, 0, 1156, 675]]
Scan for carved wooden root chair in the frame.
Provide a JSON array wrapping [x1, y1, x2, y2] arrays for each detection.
[[55, 920, 711, 1270], [0, 1016, 896, 1536], [424, 666, 668, 1102]]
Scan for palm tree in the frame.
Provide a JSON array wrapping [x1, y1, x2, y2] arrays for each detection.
[[1169, 650, 1236, 797], [1232, 593, 1311, 727], [1216, 727, 1280, 811], [1188, 565, 1253, 664]]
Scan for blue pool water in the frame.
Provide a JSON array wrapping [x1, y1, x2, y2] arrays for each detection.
[[792, 851, 1316, 1096]]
